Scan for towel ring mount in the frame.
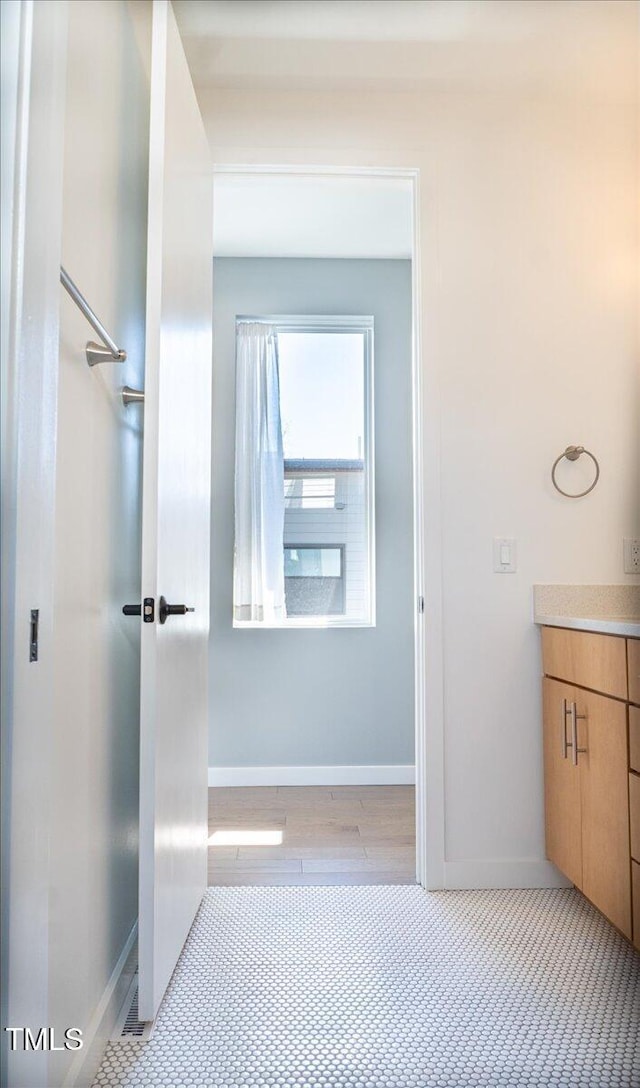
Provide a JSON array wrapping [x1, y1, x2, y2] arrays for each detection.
[[551, 445, 600, 498]]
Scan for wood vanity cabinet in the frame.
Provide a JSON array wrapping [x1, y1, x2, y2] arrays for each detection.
[[542, 628, 640, 946], [629, 639, 640, 706], [630, 704, 640, 947]]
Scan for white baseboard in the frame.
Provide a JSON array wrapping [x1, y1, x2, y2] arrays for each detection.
[[442, 859, 572, 890], [63, 921, 138, 1088], [208, 764, 416, 787]]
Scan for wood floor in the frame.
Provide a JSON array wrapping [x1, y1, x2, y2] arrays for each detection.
[[208, 785, 416, 886]]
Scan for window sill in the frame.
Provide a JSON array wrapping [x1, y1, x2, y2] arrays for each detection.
[[232, 618, 376, 630]]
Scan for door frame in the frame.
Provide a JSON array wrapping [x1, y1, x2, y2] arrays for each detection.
[[211, 163, 445, 889]]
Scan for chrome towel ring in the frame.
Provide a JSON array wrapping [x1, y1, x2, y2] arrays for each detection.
[[551, 445, 600, 498]]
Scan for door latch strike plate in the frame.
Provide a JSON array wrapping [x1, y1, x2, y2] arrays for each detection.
[[30, 609, 39, 661], [143, 597, 155, 623]]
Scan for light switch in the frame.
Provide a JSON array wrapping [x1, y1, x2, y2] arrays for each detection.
[[493, 537, 517, 573]]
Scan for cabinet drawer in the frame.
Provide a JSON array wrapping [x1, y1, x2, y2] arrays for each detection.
[[628, 639, 640, 706], [633, 861, 640, 952], [541, 627, 627, 699], [631, 773, 640, 864], [630, 707, 640, 774]]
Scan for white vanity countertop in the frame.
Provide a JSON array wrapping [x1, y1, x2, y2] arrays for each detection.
[[533, 584, 640, 638], [534, 613, 640, 638]]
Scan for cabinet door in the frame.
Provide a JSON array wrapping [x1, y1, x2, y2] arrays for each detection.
[[578, 689, 631, 938], [543, 678, 582, 886], [632, 861, 640, 951], [630, 706, 640, 774], [629, 772, 640, 863], [628, 639, 640, 706]]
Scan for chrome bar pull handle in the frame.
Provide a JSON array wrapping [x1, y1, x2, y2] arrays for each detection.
[[561, 699, 573, 759], [570, 702, 587, 766]]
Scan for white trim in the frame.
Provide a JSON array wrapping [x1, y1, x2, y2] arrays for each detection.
[[213, 164, 423, 180], [63, 923, 138, 1088], [408, 169, 431, 890], [410, 170, 445, 891], [237, 314, 374, 329], [234, 619, 376, 630], [212, 162, 439, 887], [443, 860, 572, 890], [208, 765, 416, 787]]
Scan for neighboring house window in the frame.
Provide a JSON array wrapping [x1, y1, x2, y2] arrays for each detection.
[[233, 315, 375, 627], [284, 545, 345, 616], [284, 470, 336, 509]]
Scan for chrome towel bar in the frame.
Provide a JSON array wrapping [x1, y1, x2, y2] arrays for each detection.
[[60, 266, 127, 366]]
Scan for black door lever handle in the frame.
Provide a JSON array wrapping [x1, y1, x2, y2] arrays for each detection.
[[159, 596, 195, 625]]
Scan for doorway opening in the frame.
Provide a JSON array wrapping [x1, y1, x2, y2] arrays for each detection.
[[207, 169, 426, 888]]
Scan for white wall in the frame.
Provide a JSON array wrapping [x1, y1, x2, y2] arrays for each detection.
[[210, 258, 414, 773], [199, 10, 639, 884], [48, 2, 149, 1084], [1, 5, 24, 1079], [2, 4, 68, 1084]]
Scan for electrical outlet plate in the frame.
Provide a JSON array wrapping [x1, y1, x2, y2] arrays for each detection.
[[623, 538, 640, 575]]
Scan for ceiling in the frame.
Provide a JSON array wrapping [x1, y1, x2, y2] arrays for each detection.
[[212, 174, 413, 260], [185, 1, 635, 257], [174, 0, 488, 42], [173, 0, 636, 96]]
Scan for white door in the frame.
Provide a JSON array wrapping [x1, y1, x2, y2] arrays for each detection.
[[138, 0, 213, 1022]]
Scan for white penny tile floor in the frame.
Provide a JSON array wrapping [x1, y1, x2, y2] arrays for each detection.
[[94, 886, 640, 1088]]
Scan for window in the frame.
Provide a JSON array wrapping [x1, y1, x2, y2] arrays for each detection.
[[233, 316, 374, 627], [284, 471, 336, 510], [284, 545, 345, 616]]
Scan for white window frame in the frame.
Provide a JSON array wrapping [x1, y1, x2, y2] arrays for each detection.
[[234, 313, 376, 629]]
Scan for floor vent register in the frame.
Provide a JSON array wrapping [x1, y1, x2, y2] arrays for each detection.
[[110, 974, 154, 1044]]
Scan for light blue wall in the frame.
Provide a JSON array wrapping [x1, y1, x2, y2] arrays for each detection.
[[210, 258, 414, 768]]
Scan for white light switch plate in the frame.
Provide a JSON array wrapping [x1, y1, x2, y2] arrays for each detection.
[[493, 537, 517, 573]]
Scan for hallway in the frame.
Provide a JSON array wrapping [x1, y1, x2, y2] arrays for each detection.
[[94, 885, 640, 1087], [208, 785, 416, 886]]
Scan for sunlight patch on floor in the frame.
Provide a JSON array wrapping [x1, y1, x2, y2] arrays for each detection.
[[209, 829, 284, 846]]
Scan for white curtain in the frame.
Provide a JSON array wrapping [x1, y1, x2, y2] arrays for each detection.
[[233, 322, 286, 623]]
